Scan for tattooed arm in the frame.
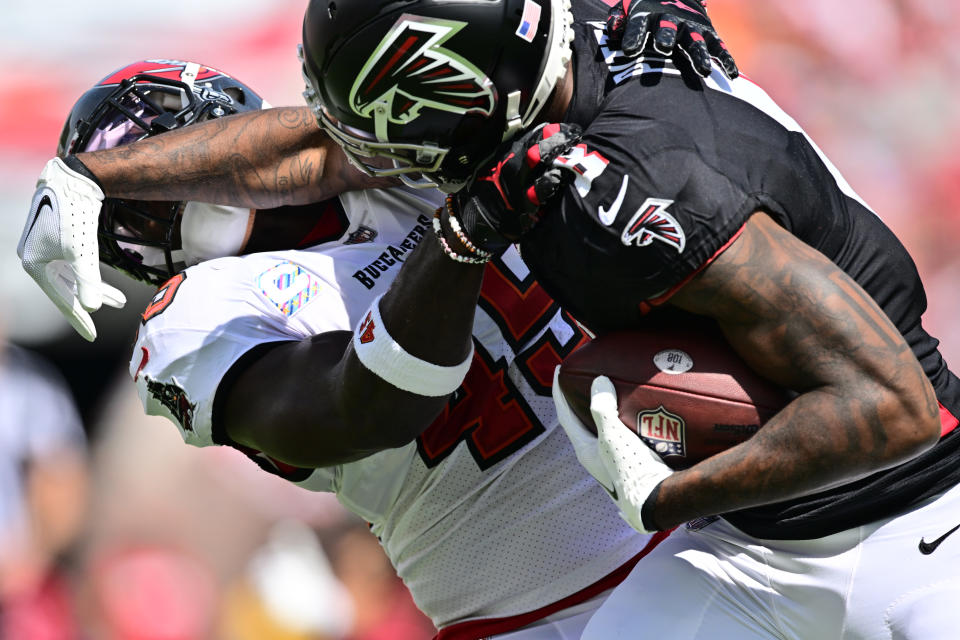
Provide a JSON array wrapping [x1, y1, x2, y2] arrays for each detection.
[[647, 212, 941, 529], [78, 106, 395, 208]]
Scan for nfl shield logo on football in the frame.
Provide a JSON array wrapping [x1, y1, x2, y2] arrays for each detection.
[[635, 405, 686, 457]]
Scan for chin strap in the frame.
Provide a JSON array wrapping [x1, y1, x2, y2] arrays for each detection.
[[502, 91, 524, 142]]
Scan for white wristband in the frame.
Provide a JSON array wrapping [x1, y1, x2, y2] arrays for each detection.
[[353, 294, 474, 397]]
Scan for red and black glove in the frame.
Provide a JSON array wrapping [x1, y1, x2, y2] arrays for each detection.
[[453, 122, 582, 254], [606, 0, 738, 79]]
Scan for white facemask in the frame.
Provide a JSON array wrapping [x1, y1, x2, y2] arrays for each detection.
[[180, 202, 255, 266]]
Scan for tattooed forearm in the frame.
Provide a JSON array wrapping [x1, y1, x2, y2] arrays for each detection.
[[77, 106, 391, 208], [656, 212, 940, 529]]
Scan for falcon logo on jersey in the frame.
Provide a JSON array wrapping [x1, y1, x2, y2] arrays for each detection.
[[351, 16, 495, 132], [621, 198, 686, 253], [145, 377, 196, 433], [358, 311, 376, 344], [636, 406, 686, 457]]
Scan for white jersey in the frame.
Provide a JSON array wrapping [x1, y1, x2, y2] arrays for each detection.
[[130, 186, 652, 631]]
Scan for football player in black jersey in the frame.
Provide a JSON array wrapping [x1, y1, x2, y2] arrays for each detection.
[[294, 0, 960, 637]]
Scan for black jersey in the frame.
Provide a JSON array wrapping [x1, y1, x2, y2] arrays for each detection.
[[521, 15, 960, 539]]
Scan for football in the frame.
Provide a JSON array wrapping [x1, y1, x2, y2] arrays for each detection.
[[557, 319, 790, 470]]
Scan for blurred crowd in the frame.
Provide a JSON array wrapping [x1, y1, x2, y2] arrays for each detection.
[[711, 0, 960, 356], [0, 334, 436, 640], [85, 383, 437, 640], [0, 0, 958, 638]]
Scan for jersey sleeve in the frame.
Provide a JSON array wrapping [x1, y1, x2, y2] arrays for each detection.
[[522, 93, 761, 331], [129, 255, 353, 452]]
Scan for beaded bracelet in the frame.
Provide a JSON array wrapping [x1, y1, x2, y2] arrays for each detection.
[[444, 195, 493, 260], [432, 207, 491, 265]]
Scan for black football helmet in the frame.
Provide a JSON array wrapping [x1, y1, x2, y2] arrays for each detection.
[[300, 0, 573, 191], [59, 60, 264, 285]]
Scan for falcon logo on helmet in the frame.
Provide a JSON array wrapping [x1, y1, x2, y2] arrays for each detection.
[[300, 0, 574, 190], [350, 16, 495, 138], [621, 198, 686, 253]]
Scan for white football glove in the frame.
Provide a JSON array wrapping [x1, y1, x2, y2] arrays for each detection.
[[553, 366, 618, 491], [17, 157, 126, 341], [553, 367, 673, 533]]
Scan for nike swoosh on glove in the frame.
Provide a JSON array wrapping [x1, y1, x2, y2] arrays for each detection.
[[18, 157, 126, 341], [554, 368, 673, 533], [606, 0, 738, 79]]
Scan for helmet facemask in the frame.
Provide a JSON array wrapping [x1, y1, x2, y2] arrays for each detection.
[[60, 61, 263, 286], [98, 199, 186, 286], [300, 0, 574, 192]]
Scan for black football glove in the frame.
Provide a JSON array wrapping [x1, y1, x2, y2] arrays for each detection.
[[453, 122, 582, 254], [606, 0, 738, 79]]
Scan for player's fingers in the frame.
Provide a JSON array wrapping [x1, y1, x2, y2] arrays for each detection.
[[605, 2, 627, 48], [525, 123, 557, 167], [537, 123, 582, 163], [63, 304, 97, 342], [622, 11, 655, 57], [679, 24, 713, 77], [554, 367, 622, 491], [589, 375, 620, 426], [40, 271, 97, 341], [525, 168, 569, 210], [553, 366, 592, 437], [705, 30, 738, 79], [71, 260, 105, 312], [651, 14, 679, 56], [74, 282, 103, 312], [99, 282, 127, 309], [546, 126, 585, 179], [552, 366, 571, 411], [46, 261, 83, 309]]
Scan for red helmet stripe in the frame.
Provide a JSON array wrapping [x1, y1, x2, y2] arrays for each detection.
[[98, 60, 225, 86]]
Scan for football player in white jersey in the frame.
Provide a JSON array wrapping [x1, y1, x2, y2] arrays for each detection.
[[23, 59, 670, 640]]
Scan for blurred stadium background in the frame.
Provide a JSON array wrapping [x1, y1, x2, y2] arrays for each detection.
[[0, 0, 957, 638]]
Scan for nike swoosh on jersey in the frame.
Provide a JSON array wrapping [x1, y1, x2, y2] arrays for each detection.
[[598, 174, 629, 226], [918, 522, 960, 554]]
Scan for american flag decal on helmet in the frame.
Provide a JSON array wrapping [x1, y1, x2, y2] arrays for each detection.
[[621, 198, 686, 253], [350, 15, 495, 128]]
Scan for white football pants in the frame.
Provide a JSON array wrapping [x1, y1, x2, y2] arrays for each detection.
[[583, 482, 960, 639]]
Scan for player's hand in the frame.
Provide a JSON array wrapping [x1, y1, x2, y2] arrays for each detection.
[[453, 122, 582, 254], [554, 369, 673, 534], [553, 366, 619, 490], [606, 0, 738, 79], [17, 157, 126, 342]]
